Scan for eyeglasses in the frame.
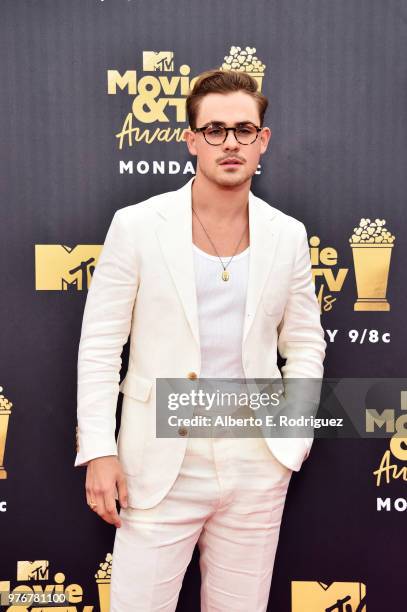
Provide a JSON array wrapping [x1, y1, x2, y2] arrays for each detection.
[[192, 123, 262, 146]]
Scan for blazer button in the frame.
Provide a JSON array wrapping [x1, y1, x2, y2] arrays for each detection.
[[187, 371, 197, 379], [178, 426, 188, 437]]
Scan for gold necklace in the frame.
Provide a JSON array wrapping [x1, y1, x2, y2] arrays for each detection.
[[192, 207, 248, 282]]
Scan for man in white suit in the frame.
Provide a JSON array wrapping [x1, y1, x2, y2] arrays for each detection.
[[75, 69, 326, 611]]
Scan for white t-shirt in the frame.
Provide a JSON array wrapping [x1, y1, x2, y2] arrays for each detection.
[[192, 243, 250, 378]]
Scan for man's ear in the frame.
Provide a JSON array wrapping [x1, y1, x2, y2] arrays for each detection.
[[183, 128, 198, 156], [260, 127, 272, 154]]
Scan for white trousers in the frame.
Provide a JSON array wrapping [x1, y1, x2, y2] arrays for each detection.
[[110, 432, 293, 612]]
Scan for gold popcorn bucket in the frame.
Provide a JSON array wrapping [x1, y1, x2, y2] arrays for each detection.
[[350, 243, 394, 311], [0, 398, 12, 479], [248, 71, 264, 91], [96, 578, 110, 612]]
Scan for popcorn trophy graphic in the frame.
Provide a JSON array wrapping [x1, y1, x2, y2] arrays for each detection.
[[0, 386, 13, 479], [349, 218, 395, 311], [95, 553, 112, 612], [220, 46, 266, 91]]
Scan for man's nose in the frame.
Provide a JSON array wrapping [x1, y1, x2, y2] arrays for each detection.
[[223, 130, 239, 147]]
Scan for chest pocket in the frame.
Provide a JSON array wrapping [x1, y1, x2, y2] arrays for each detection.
[[261, 262, 292, 316]]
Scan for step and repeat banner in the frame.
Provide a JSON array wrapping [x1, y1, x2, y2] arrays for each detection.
[[1, 1, 406, 610]]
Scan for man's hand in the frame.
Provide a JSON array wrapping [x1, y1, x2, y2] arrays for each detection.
[[85, 456, 128, 527]]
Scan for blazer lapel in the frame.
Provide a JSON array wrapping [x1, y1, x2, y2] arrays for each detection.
[[155, 178, 201, 348], [154, 176, 280, 353], [242, 193, 279, 345]]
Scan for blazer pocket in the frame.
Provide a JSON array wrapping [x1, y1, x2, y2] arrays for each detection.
[[261, 292, 287, 317], [262, 266, 291, 316], [119, 372, 154, 402], [262, 301, 284, 317]]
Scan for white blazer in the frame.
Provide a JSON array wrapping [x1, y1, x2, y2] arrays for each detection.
[[74, 176, 326, 509]]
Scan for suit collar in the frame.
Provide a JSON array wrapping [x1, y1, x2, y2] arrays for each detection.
[[155, 175, 281, 352]]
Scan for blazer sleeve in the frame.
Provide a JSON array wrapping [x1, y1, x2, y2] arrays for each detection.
[[277, 221, 326, 379], [276, 222, 327, 461], [74, 209, 140, 467]]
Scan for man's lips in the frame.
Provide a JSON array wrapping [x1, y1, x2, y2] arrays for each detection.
[[219, 159, 244, 165]]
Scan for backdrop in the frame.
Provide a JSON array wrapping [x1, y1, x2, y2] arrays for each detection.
[[1, 1, 406, 610]]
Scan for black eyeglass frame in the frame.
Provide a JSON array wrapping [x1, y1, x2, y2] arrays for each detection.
[[192, 123, 263, 146]]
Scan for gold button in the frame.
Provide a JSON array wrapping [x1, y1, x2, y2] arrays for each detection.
[[187, 371, 197, 379], [178, 426, 188, 437]]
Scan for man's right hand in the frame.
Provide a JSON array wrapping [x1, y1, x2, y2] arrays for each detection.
[[85, 456, 128, 527]]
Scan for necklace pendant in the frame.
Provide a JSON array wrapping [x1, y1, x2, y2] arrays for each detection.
[[222, 270, 230, 281]]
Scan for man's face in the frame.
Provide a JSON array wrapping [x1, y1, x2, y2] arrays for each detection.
[[184, 90, 271, 188]]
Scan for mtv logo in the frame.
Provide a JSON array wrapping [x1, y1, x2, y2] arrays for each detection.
[[143, 51, 174, 72], [292, 580, 367, 611], [17, 560, 49, 581], [35, 245, 102, 291]]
